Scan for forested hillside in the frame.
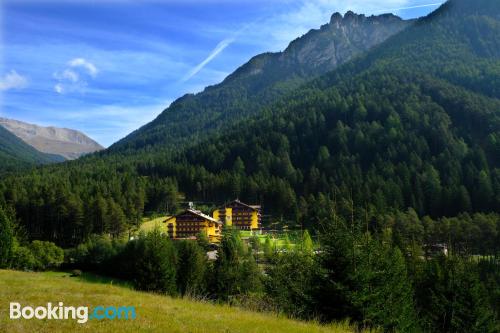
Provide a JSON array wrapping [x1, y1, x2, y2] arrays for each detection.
[[0, 0, 499, 246], [0, 125, 64, 173], [110, 12, 410, 152], [176, 0, 500, 217]]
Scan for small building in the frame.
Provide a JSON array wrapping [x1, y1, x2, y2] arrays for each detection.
[[213, 199, 261, 230], [164, 209, 222, 243], [423, 243, 449, 257]]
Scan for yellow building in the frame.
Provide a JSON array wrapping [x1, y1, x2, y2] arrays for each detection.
[[213, 199, 261, 230], [164, 209, 222, 243]]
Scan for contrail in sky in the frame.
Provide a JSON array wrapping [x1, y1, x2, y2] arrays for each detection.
[[181, 21, 256, 82], [181, 38, 234, 82], [374, 2, 444, 13]]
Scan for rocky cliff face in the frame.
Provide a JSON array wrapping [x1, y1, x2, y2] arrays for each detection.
[[111, 12, 412, 152], [0, 117, 103, 160], [226, 12, 411, 83]]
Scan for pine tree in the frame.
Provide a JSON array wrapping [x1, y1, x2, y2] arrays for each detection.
[[302, 230, 314, 254], [176, 240, 207, 296], [265, 250, 316, 318], [214, 228, 262, 300], [351, 239, 418, 332], [134, 228, 177, 295], [416, 257, 498, 333], [0, 207, 14, 268], [263, 236, 274, 261]]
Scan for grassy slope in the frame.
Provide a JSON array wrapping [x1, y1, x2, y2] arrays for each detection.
[[139, 216, 170, 234], [0, 270, 354, 333]]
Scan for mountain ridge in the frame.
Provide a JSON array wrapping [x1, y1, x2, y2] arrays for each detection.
[[0, 125, 64, 172], [110, 11, 412, 152], [0, 117, 104, 160]]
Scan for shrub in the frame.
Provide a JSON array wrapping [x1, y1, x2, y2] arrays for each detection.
[[29, 241, 64, 270], [71, 269, 82, 277], [65, 235, 126, 271], [10, 246, 37, 271]]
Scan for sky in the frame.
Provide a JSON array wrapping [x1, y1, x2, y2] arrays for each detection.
[[0, 0, 444, 147]]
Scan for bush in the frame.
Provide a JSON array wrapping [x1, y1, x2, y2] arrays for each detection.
[[29, 241, 64, 270], [65, 235, 126, 271], [71, 269, 82, 277], [10, 246, 37, 271]]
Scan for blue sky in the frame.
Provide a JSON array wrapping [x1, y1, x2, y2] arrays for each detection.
[[0, 0, 444, 147]]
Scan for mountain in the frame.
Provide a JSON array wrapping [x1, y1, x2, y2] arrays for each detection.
[[0, 117, 104, 160], [175, 0, 500, 218], [0, 125, 64, 172], [110, 12, 411, 152]]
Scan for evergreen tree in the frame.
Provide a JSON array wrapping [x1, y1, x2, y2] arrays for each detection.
[[351, 238, 418, 332], [0, 207, 14, 268], [263, 236, 274, 261], [265, 251, 317, 318], [133, 229, 177, 295], [214, 228, 262, 300], [176, 240, 207, 296], [415, 256, 498, 332], [302, 230, 314, 254]]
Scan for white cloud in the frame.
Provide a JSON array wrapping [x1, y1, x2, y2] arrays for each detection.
[[54, 83, 64, 94], [62, 69, 79, 82], [68, 58, 98, 77], [53, 58, 98, 94], [0, 70, 29, 91], [182, 38, 235, 82], [53, 69, 79, 82]]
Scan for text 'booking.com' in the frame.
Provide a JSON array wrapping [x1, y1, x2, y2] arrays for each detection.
[[9, 302, 136, 324]]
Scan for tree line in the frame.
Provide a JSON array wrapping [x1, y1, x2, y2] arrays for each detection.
[[3, 202, 497, 332]]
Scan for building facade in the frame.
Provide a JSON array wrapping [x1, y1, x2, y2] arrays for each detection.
[[164, 209, 222, 243], [213, 199, 261, 230]]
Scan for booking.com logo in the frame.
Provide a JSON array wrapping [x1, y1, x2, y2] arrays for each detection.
[[10, 302, 136, 324]]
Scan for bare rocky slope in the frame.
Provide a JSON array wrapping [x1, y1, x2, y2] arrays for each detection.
[[0, 117, 103, 160]]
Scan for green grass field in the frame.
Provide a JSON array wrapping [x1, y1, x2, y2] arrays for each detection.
[[0, 270, 354, 333], [139, 216, 170, 234]]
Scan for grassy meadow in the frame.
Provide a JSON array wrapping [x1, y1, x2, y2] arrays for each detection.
[[139, 216, 170, 234], [0, 270, 355, 333]]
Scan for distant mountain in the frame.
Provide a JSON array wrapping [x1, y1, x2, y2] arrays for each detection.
[[0, 118, 104, 160], [0, 125, 64, 172], [110, 12, 411, 152]]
